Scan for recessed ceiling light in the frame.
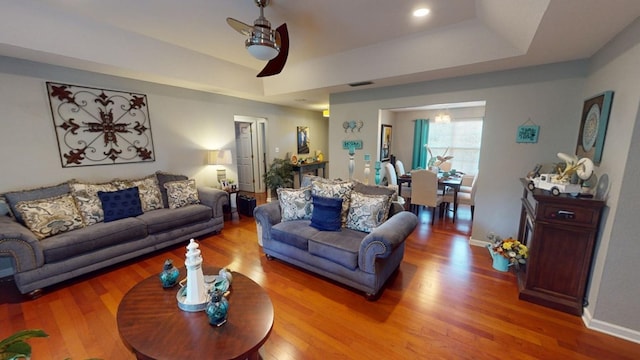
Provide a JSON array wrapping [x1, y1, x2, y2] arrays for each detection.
[[413, 8, 430, 17]]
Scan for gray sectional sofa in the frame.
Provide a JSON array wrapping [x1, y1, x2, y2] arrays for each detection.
[[254, 179, 418, 299], [0, 171, 228, 296]]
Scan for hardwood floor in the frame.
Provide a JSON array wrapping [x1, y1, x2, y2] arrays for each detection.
[[1, 193, 639, 359]]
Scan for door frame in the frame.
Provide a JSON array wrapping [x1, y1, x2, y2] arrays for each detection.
[[234, 115, 267, 194]]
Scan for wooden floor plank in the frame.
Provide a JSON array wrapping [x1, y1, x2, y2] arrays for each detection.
[[1, 193, 639, 359]]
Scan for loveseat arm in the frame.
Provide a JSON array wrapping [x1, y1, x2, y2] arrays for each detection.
[[0, 216, 44, 273], [197, 187, 229, 218], [358, 211, 418, 273], [253, 201, 282, 246]]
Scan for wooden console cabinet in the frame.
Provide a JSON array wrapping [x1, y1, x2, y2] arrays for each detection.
[[517, 178, 605, 315]]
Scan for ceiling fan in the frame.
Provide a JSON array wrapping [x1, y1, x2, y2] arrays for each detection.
[[226, 0, 289, 77]]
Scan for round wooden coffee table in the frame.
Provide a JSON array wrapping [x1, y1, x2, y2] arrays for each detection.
[[117, 266, 274, 360]]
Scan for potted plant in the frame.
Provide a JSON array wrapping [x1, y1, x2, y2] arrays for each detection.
[[486, 233, 528, 272], [264, 158, 294, 200], [0, 329, 48, 360]]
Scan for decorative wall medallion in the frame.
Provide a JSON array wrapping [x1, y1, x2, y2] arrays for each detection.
[[46, 82, 155, 167], [575, 91, 614, 166]]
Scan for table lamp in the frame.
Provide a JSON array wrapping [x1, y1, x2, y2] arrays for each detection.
[[208, 149, 232, 184]]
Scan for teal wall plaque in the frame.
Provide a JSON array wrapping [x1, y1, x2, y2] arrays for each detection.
[[342, 140, 363, 149]]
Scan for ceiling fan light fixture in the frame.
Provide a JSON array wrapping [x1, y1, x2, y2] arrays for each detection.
[[247, 43, 279, 61]]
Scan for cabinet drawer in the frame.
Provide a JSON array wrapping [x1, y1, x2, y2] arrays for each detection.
[[538, 204, 600, 227]]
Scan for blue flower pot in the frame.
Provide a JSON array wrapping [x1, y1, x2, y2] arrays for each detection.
[[487, 245, 510, 272]]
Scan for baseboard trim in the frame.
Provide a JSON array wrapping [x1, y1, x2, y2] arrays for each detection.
[[469, 237, 490, 248], [469, 237, 640, 344], [583, 308, 640, 344]]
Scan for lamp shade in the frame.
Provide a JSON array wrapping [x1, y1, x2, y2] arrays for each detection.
[[208, 150, 232, 165]]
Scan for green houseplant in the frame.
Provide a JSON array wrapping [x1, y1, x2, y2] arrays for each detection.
[[264, 158, 294, 199], [0, 329, 48, 360]]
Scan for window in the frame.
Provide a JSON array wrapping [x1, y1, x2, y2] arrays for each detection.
[[427, 118, 483, 174]]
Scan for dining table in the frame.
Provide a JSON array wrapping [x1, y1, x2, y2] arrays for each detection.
[[398, 173, 463, 222]]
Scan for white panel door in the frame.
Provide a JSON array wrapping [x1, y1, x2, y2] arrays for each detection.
[[236, 122, 255, 192]]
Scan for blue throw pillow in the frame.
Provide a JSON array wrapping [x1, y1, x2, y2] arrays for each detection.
[[310, 195, 343, 231], [98, 187, 143, 222]]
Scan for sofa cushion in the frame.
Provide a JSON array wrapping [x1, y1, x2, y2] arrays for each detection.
[[98, 187, 144, 223], [114, 175, 163, 212], [39, 217, 147, 263], [164, 179, 200, 209], [4, 182, 71, 225], [310, 195, 343, 231], [156, 171, 188, 208], [270, 219, 317, 250], [311, 180, 353, 227], [346, 192, 391, 233], [301, 175, 333, 188], [277, 186, 312, 221], [70, 181, 118, 225], [15, 194, 85, 240], [0, 195, 11, 217], [352, 180, 396, 198], [308, 228, 366, 270], [137, 204, 212, 234]]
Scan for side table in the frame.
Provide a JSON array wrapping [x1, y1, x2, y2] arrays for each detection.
[[224, 189, 239, 220]]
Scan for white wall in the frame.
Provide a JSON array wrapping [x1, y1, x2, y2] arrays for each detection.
[[0, 56, 328, 276], [579, 18, 640, 339], [329, 19, 640, 341], [0, 56, 327, 193], [330, 62, 587, 242]]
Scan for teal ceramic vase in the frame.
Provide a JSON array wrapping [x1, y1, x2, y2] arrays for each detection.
[[205, 289, 229, 327], [159, 259, 180, 288], [487, 245, 510, 272]]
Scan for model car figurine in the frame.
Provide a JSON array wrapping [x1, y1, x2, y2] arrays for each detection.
[[527, 173, 582, 196], [526, 153, 594, 196]]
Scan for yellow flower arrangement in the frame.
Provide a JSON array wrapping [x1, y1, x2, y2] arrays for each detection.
[[488, 233, 528, 269]]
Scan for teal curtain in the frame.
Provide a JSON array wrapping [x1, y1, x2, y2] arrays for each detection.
[[411, 119, 429, 170]]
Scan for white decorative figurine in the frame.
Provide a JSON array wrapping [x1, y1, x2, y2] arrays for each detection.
[[183, 239, 207, 305]]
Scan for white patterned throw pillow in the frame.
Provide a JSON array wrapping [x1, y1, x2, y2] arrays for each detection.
[[346, 191, 391, 233], [277, 186, 312, 221], [311, 180, 353, 227], [164, 179, 200, 209], [15, 194, 85, 239], [114, 175, 163, 212], [71, 181, 118, 225]]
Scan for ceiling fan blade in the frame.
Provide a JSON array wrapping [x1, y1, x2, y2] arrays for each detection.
[[226, 17, 253, 36], [257, 23, 289, 77]]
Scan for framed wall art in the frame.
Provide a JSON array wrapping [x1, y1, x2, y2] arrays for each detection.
[[575, 91, 614, 166], [46, 82, 155, 167], [516, 124, 540, 143], [297, 126, 310, 154], [380, 124, 392, 162]]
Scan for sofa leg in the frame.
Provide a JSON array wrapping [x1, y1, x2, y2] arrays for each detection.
[[265, 254, 275, 261], [365, 291, 381, 301], [27, 288, 43, 299]]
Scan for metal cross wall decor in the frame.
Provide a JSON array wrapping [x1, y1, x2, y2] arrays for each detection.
[[46, 82, 155, 167]]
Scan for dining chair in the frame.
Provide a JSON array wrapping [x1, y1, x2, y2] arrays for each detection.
[[443, 173, 478, 220], [409, 169, 443, 225], [459, 173, 475, 194], [395, 160, 406, 176], [385, 162, 411, 200]]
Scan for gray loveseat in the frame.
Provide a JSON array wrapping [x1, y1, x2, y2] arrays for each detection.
[[0, 171, 228, 296], [254, 180, 418, 299]]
